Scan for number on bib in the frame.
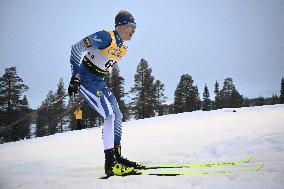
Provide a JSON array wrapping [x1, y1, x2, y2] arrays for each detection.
[[105, 60, 117, 69]]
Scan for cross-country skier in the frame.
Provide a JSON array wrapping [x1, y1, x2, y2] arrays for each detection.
[[68, 10, 143, 176]]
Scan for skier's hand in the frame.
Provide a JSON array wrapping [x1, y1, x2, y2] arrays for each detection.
[[68, 75, 80, 97]]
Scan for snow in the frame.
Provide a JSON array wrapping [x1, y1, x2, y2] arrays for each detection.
[[1, 105, 284, 189]]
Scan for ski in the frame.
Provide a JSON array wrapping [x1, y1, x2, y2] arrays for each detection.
[[142, 155, 253, 170], [99, 156, 256, 179], [99, 163, 264, 178], [144, 163, 264, 176]]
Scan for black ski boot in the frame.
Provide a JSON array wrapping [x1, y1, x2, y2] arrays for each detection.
[[104, 148, 136, 176], [114, 145, 146, 169]]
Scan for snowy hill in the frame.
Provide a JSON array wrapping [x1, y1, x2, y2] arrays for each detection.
[[1, 105, 284, 189]]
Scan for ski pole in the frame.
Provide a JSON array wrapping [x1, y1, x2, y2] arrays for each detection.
[[50, 98, 84, 125], [3, 94, 69, 129], [29, 98, 84, 137]]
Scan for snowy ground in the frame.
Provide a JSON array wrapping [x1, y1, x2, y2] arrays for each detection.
[[1, 105, 284, 189]]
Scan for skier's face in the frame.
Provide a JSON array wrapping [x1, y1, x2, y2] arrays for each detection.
[[117, 23, 136, 41]]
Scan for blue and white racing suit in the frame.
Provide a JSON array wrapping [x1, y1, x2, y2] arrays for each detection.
[[70, 30, 128, 150]]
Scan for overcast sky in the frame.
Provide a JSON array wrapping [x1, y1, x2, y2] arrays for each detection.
[[1, 0, 284, 108]]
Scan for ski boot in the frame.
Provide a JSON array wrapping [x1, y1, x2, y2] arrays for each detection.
[[104, 148, 138, 177], [114, 145, 146, 169]]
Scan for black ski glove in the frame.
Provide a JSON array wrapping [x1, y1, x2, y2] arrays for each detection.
[[68, 75, 80, 97]]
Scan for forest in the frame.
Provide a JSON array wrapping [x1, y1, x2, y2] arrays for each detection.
[[1, 59, 284, 143]]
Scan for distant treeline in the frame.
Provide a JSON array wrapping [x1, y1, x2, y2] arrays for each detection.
[[1, 59, 284, 143]]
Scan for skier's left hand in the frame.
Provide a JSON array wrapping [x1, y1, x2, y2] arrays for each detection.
[[68, 75, 80, 97]]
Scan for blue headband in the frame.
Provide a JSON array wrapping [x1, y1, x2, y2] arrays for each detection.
[[115, 15, 136, 28]]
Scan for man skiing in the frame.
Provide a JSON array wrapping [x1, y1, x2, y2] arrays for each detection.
[[68, 10, 143, 176]]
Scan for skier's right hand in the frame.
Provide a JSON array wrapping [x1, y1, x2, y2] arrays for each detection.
[[68, 75, 80, 97]]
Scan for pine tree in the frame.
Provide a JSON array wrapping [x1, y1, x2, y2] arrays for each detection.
[[0, 67, 30, 142], [213, 81, 222, 109], [220, 78, 243, 108], [46, 91, 58, 135], [194, 85, 201, 111], [17, 95, 32, 140], [35, 90, 56, 137], [280, 77, 284, 104], [230, 88, 243, 108], [153, 80, 167, 116], [130, 59, 156, 119], [53, 78, 67, 133], [202, 84, 211, 111], [220, 78, 233, 108], [35, 103, 47, 137], [174, 74, 198, 113], [0, 67, 28, 110], [173, 77, 184, 113], [109, 65, 129, 121]]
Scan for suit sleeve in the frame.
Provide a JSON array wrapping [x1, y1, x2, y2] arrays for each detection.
[[69, 31, 111, 75]]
